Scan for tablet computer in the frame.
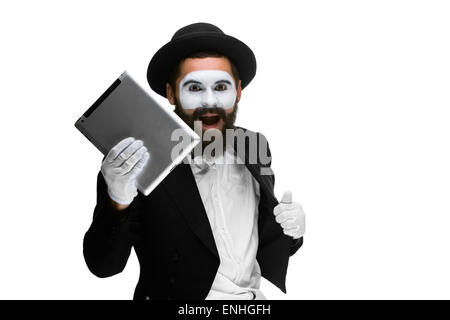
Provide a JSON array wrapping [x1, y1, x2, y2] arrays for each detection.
[[75, 71, 200, 196]]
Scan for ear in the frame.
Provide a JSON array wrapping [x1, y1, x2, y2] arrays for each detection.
[[236, 80, 242, 103], [166, 83, 175, 105]]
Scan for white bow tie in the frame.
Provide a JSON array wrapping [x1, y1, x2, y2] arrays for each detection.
[[192, 155, 218, 174], [191, 148, 237, 174]]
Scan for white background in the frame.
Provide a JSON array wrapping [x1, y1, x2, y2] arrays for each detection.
[[0, 0, 449, 299]]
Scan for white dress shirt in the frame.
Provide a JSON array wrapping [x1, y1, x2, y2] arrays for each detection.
[[190, 147, 266, 300]]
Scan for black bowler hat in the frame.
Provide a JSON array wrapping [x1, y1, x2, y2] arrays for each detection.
[[147, 22, 257, 97]]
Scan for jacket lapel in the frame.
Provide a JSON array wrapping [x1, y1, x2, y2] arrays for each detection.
[[231, 126, 278, 206], [161, 163, 219, 259], [245, 163, 278, 205]]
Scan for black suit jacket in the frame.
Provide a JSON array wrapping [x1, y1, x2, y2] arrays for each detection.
[[83, 127, 303, 300]]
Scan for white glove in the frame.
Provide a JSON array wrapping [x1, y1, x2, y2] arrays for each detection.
[[101, 137, 150, 205], [273, 191, 305, 239]]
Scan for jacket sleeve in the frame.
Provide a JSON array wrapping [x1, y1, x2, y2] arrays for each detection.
[[257, 132, 304, 257], [83, 170, 143, 278], [290, 237, 303, 256]]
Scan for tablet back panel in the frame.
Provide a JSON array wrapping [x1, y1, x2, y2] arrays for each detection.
[[75, 71, 200, 196]]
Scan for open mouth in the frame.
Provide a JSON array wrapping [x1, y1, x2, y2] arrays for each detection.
[[198, 114, 221, 126]]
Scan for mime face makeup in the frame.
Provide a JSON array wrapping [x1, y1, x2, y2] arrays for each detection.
[[179, 70, 237, 110]]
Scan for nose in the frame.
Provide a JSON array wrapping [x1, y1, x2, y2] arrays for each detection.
[[201, 88, 219, 108]]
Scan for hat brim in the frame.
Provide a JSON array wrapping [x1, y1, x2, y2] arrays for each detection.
[[147, 33, 256, 97]]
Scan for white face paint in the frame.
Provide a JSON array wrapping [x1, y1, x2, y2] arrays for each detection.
[[179, 70, 237, 110]]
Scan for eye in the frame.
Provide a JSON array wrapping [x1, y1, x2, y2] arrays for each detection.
[[188, 84, 202, 92], [215, 83, 228, 91]]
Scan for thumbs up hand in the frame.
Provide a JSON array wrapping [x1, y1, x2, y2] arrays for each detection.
[[273, 191, 305, 239]]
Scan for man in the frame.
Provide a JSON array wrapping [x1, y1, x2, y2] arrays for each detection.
[[83, 22, 305, 300]]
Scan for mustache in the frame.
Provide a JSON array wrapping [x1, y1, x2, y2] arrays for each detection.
[[173, 101, 238, 134], [192, 106, 227, 121]]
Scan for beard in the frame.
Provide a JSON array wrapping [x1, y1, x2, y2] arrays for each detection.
[[173, 100, 239, 152]]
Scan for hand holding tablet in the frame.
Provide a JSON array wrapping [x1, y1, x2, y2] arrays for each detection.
[[101, 137, 150, 205]]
